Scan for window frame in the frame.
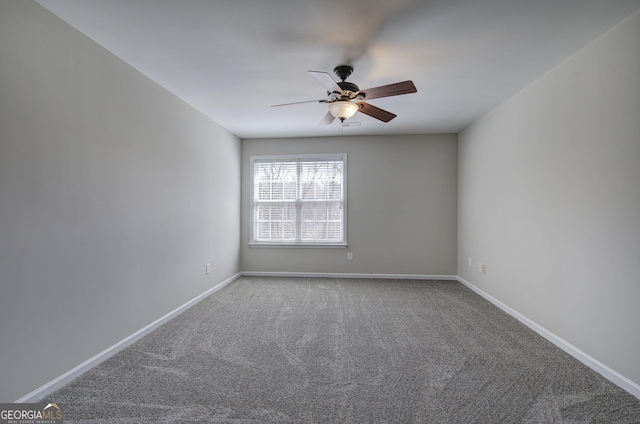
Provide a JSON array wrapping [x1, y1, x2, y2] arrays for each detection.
[[249, 153, 348, 248]]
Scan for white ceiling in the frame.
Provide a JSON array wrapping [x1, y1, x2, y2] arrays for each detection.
[[36, 0, 640, 139]]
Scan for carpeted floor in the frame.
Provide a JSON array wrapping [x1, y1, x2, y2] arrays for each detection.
[[48, 276, 640, 423]]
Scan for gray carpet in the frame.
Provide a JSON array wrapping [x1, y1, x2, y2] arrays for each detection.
[[48, 277, 640, 423]]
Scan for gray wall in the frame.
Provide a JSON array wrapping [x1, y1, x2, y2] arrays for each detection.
[[0, 1, 241, 401], [241, 135, 458, 276], [458, 9, 640, 387]]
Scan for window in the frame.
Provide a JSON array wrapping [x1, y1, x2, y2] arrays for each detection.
[[250, 154, 347, 246]]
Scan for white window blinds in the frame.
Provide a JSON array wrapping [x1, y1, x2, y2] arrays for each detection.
[[250, 154, 347, 246]]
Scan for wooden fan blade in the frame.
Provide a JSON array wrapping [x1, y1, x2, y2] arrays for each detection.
[[356, 102, 397, 123], [359, 80, 417, 100], [308, 71, 343, 94], [271, 99, 328, 107], [319, 111, 336, 126]]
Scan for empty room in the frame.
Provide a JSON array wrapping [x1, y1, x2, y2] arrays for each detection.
[[1, 0, 639, 422]]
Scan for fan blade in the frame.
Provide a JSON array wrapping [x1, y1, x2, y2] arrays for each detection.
[[356, 102, 397, 123], [359, 80, 417, 100], [308, 71, 343, 94], [271, 99, 328, 107], [319, 111, 336, 126]]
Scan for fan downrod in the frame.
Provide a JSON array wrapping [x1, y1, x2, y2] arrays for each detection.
[[332, 65, 360, 95]]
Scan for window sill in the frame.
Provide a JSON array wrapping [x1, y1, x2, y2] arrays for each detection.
[[249, 242, 348, 249]]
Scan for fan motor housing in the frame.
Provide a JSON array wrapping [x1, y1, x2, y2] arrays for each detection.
[[331, 65, 360, 99], [326, 81, 361, 100], [338, 81, 360, 93]]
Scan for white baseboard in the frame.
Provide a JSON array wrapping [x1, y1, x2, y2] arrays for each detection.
[[240, 271, 458, 280], [20, 272, 638, 402], [16, 273, 241, 403], [456, 276, 640, 400]]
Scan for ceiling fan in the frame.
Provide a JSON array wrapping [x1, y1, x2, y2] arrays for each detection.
[[272, 65, 417, 126]]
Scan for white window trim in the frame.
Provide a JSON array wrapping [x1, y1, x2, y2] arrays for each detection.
[[249, 153, 348, 248]]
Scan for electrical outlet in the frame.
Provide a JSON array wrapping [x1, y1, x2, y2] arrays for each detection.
[[479, 263, 486, 274], [347, 252, 353, 261], [206, 263, 211, 274]]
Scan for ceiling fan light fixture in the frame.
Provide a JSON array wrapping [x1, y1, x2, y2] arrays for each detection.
[[328, 101, 358, 121]]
